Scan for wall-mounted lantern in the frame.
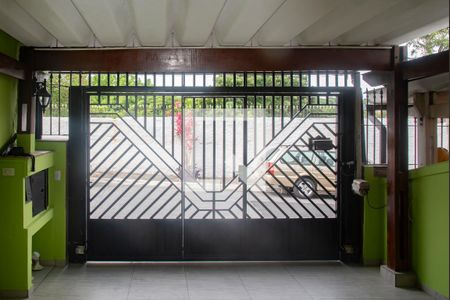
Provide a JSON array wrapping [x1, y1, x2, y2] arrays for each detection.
[[33, 72, 51, 112]]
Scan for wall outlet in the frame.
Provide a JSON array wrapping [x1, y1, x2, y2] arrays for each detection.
[[2, 168, 15, 176], [54, 170, 61, 181]]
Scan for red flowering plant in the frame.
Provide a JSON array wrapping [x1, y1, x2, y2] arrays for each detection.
[[175, 102, 183, 136], [175, 101, 194, 150], [175, 101, 199, 178]]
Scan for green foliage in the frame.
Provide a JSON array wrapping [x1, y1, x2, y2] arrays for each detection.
[[408, 27, 449, 58], [44, 72, 312, 118], [88, 94, 336, 119], [217, 72, 304, 87]]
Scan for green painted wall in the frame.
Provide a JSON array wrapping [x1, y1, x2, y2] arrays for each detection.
[[0, 140, 67, 295], [33, 141, 67, 264], [362, 167, 387, 265], [0, 30, 68, 294], [0, 140, 67, 294], [0, 30, 20, 148], [363, 163, 449, 298], [0, 151, 54, 293], [410, 162, 449, 297]]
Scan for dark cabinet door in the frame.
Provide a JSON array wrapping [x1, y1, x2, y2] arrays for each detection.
[[27, 170, 48, 216]]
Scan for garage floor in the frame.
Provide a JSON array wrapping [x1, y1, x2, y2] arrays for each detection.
[[21, 262, 433, 300]]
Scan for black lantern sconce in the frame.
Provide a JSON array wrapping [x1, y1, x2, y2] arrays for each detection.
[[33, 74, 51, 112], [34, 72, 51, 140]]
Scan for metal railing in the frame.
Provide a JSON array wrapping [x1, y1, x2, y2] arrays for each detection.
[[363, 88, 387, 165], [43, 70, 354, 136], [363, 88, 448, 169], [437, 118, 449, 150]]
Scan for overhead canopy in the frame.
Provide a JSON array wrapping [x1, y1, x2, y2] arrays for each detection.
[[0, 0, 448, 48]]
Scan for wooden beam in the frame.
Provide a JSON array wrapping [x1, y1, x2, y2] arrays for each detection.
[[434, 91, 449, 104], [400, 50, 449, 81], [429, 103, 449, 118], [387, 46, 410, 272], [30, 47, 394, 72], [0, 52, 25, 80], [412, 91, 449, 118]]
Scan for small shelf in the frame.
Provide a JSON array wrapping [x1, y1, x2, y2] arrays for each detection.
[[0, 149, 55, 296], [0, 150, 54, 177]]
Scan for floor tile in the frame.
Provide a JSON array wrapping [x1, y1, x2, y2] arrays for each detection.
[[4, 262, 434, 300]]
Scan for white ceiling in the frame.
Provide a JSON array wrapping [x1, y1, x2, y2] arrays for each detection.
[[0, 0, 448, 48]]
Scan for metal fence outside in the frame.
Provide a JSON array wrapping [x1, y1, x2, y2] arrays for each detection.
[[43, 70, 354, 137], [363, 88, 449, 169]]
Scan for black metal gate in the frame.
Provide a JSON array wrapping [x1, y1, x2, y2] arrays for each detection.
[[68, 73, 357, 261]]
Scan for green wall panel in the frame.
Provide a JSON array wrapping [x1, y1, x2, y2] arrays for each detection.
[[33, 141, 67, 264], [410, 162, 449, 297], [0, 30, 20, 148], [362, 167, 387, 265], [363, 163, 449, 298], [0, 150, 54, 293], [0, 30, 69, 295]]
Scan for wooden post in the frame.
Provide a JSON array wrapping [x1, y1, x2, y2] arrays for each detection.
[[414, 92, 437, 167], [17, 48, 34, 134], [387, 46, 410, 271]]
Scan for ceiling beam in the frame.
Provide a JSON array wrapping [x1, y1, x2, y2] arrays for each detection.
[[16, 0, 92, 47], [71, 0, 132, 47], [335, 0, 448, 45], [256, 0, 338, 46], [174, 0, 226, 46], [0, 52, 25, 80], [400, 50, 449, 81], [129, 0, 170, 47], [30, 47, 394, 72], [215, 0, 285, 46], [0, 0, 55, 47], [296, 0, 402, 46]]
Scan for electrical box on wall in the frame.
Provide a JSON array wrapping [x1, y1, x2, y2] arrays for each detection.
[[309, 137, 334, 151], [2, 168, 15, 176]]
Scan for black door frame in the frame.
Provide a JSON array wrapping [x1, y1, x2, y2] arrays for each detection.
[[68, 86, 361, 262]]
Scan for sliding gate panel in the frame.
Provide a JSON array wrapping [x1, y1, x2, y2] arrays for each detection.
[[76, 88, 352, 261], [182, 95, 339, 259], [87, 94, 183, 260]]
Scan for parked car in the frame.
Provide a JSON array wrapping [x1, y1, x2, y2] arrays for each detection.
[[264, 147, 336, 198]]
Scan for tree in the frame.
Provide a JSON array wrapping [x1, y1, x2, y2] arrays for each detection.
[[407, 27, 449, 58]]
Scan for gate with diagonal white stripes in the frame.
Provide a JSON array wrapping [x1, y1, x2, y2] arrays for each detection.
[[68, 74, 357, 261]]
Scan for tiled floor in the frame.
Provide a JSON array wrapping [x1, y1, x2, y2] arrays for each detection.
[[15, 262, 435, 300]]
